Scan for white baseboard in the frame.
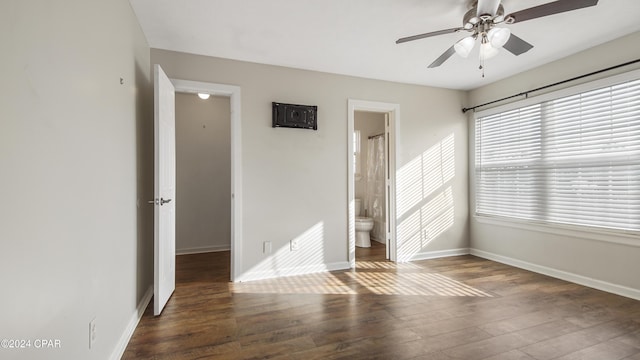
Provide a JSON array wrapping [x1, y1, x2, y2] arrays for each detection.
[[176, 244, 230, 255], [406, 248, 470, 262], [470, 248, 640, 301], [110, 285, 153, 360], [236, 261, 351, 282]]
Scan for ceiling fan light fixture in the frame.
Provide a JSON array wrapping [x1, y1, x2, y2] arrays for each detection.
[[454, 36, 476, 58], [488, 27, 511, 48], [396, 0, 600, 74], [480, 40, 500, 61]]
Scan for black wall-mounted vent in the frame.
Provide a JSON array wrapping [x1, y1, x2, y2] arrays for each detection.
[[272, 102, 317, 130]]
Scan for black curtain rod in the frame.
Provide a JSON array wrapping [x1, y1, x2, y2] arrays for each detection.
[[368, 133, 385, 139], [462, 58, 640, 114]]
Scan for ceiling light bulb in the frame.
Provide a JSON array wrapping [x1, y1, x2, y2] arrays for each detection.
[[454, 36, 475, 58], [487, 27, 511, 48], [197, 93, 210, 100], [480, 41, 500, 61]]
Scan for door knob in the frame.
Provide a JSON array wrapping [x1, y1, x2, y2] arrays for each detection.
[[160, 198, 172, 205]]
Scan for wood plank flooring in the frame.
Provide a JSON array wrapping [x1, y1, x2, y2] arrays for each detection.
[[123, 242, 640, 359]]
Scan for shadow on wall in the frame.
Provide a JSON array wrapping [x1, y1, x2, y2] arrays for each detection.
[[396, 133, 456, 262], [239, 222, 327, 281], [134, 59, 154, 303]]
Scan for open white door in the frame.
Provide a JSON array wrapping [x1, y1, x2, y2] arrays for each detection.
[[384, 113, 391, 260], [153, 64, 176, 316]]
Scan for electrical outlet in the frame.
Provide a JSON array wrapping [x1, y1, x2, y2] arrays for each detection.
[[290, 239, 300, 251], [263, 241, 272, 254], [89, 318, 97, 349]]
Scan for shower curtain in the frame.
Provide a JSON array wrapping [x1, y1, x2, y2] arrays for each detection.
[[365, 135, 386, 243]]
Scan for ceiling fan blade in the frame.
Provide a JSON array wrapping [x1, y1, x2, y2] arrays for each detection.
[[507, 0, 598, 23], [503, 34, 534, 56], [428, 46, 456, 68], [477, 0, 501, 16], [396, 28, 464, 44]]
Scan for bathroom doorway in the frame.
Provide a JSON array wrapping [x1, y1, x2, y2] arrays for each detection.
[[354, 111, 386, 255], [347, 100, 398, 267]]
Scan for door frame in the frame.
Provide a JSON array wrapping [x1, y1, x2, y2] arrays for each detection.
[[347, 99, 399, 266], [171, 79, 242, 282]]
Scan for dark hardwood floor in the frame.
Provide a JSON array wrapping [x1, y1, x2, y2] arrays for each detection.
[[123, 242, 640, 359]]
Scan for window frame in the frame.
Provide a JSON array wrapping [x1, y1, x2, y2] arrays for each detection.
[[471, 68, 640, 245]]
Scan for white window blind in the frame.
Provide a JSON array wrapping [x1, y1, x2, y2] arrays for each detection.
[[475, 78, 640, 232]]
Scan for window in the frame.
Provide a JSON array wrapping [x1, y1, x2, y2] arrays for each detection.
[[354, 130, 362, 180], [475, 76, 640, 233]]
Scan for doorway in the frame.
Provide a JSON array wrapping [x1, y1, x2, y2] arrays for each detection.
[[175, 93, 231, 256], [354, 111, 387, 256], [347, 99, 399, 268], [171, 79, 242, 282]]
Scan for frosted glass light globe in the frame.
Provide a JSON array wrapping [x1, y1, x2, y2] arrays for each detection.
[[488, 27, 511, 48], [480, 41, 500, 61], [454, 36, 475, 58]]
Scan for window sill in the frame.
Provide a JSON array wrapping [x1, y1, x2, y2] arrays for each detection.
[[473, 215, 640, 248]]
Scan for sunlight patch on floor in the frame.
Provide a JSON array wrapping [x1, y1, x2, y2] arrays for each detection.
[[231, 265, 492, 297], [354, 260, 422, 270], [345, 271, 493, 297], [231, 271, 358, 295]]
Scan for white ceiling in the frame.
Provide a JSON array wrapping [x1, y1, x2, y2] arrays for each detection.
[[129, 0, 640, 90]]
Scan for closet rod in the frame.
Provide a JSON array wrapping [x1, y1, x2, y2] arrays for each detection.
[[462, 58, 640, 114]]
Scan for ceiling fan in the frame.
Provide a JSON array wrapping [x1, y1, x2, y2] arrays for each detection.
[[396, 0, 599, 70]]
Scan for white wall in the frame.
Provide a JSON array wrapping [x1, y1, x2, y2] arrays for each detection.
[[0, 1, 153, 359], [151, 49, 470, 280], [175, 93, 231, 254], [467, 31, 640, 299]]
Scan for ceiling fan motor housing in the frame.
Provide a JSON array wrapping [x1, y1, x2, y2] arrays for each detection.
[[463, 4, 506, 32]]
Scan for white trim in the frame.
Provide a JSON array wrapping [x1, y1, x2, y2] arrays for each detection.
[[474, 215, 640, 247], [348, 99, 399, 267], [170, 79, 242, 282], [236, 261, 351, 282], [409, 248, 470, 262], [109, 286, 153, 360], [176, 245, 231, 255], [470, 248, 640, 301]]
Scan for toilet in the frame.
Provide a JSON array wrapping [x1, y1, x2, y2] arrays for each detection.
[[354, 198, 374, 248]]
